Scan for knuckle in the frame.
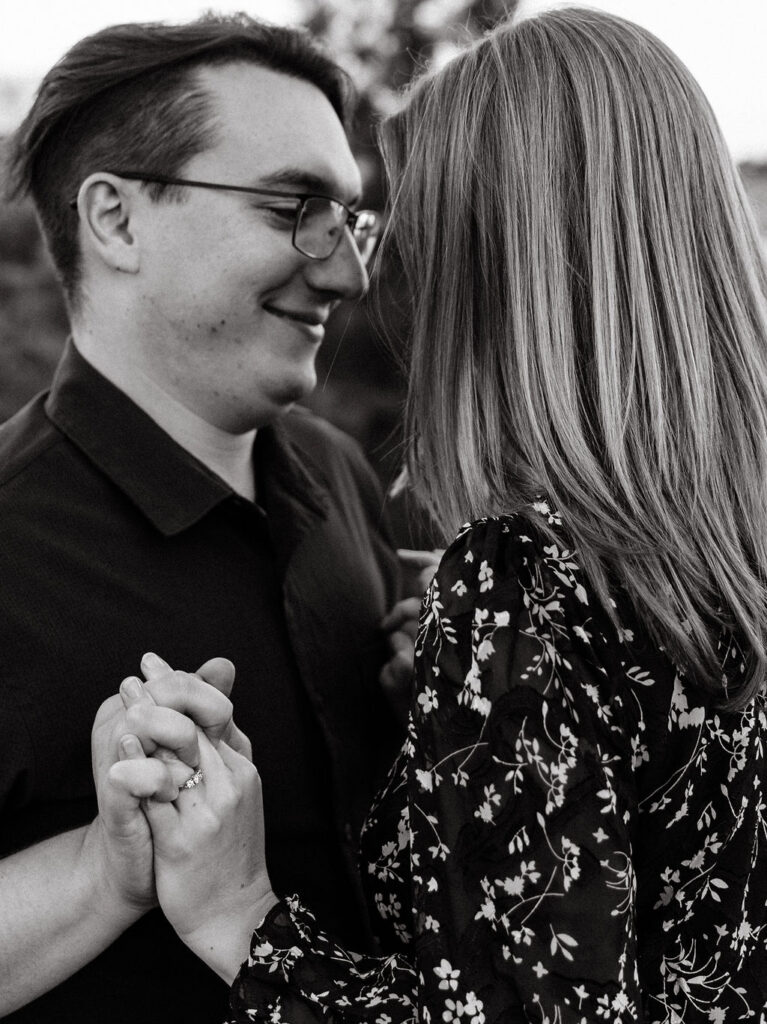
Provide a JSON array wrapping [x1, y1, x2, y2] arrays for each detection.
[[144, 671, 169, 699], [124, 703, 146, 731], [210, 692, 234, 722], [171, 669, 191, 691], [235, 730, 253, 760], [239, 761, 262, 791], [180, 719, 198, 747]]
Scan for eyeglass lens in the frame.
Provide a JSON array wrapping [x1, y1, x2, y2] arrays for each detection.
[[296, 198, 378, 263]]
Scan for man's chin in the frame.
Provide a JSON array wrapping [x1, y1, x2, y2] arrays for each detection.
[[282, 381, 312, 405], [276, 370, 316, 406], [262, 376, 315, 420]]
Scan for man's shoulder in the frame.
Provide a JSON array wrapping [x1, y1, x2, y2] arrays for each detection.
[[0, 392, 64, 493]]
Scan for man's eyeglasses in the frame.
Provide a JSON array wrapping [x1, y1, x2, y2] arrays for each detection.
[[69, 171, 380, 264]]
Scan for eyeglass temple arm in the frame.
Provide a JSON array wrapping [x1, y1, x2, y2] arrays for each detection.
[[68, 172, 302, 209]]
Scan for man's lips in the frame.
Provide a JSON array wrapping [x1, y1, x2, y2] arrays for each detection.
[[264, 304, 327, 328]]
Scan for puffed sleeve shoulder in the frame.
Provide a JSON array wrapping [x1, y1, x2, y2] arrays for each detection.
[[408, 508, 642, 1022]]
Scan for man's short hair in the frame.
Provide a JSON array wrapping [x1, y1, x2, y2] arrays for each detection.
[[6, 13, 353, 308]]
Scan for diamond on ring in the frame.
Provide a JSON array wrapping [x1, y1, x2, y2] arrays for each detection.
[[181, 768, 204, 789]]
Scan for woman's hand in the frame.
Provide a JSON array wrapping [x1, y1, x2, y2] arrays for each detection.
[[89, 654, 249, 919], [110, 723, 277, 983], [380, 548, 443, 726]]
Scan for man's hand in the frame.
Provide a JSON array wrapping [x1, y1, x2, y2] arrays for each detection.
[[380, 549, 443, 725]]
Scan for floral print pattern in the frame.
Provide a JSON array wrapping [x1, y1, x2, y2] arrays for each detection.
[[229, 505, 767, 1023]]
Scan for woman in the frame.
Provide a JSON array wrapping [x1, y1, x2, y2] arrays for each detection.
[[109, 7, 767, 1021]]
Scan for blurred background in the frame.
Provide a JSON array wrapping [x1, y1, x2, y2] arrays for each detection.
[[1, 0, 766, 543]]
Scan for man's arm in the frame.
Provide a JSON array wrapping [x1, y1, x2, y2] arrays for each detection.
[[0, 820, 152, 1014], [0, 688, 173, 1016], [0, 657, 240, 1014]]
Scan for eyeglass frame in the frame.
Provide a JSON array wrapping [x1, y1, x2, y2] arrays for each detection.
[[68, 170, 380, 262]]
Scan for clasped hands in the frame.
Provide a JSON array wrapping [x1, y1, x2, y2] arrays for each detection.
[[91, 652, 278, 983], [90, 551, 442, 981]]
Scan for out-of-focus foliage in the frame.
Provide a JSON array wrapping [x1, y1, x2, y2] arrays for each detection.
[[0, 178, 69, 424], [303, 0, 518, 116]]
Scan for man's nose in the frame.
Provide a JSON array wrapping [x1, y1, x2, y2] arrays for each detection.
[[304, 229, 369, 300]]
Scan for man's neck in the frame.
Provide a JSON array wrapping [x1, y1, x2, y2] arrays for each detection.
[[71, 336, 257, 502]]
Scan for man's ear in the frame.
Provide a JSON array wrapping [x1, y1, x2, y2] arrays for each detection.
[[75, 173, 141, 275]]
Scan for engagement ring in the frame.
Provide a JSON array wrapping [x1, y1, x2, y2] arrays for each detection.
[[181, 768, 204, 789]]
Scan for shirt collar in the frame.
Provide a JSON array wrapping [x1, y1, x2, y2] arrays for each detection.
[[45, 340, 329, 537]]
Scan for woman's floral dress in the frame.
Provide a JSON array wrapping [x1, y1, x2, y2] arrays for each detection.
[[228, 504, 767, 1023]]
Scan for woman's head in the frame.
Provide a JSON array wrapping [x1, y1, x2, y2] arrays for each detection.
[[380, 7, 767, 702]]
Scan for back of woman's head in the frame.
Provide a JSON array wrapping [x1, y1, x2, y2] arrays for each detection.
[[379, 6, 767, 704]]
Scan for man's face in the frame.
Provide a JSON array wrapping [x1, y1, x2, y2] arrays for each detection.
[[132, 62, 368, 431]]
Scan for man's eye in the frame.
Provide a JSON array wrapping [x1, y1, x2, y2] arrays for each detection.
[[264, 206, 298, 223]]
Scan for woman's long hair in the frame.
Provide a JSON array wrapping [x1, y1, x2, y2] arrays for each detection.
[[378, 7, 767, 705]]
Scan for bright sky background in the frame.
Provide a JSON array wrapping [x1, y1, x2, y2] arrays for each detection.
[[3, 0, 766, 161]]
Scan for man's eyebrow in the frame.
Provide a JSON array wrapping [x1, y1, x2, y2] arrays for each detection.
[[256, 167, 361, 205]]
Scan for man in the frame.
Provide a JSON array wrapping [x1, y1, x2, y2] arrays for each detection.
[[0, 15, 405, 1021]]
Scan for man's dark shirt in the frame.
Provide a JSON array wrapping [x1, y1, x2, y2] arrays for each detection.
[[0, 342, 401, 1022]]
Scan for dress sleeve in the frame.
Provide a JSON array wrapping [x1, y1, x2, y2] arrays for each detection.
[[229, 511, 642, 1023], [229, 895, 417, 1023], [408, 513, 642, 1022]]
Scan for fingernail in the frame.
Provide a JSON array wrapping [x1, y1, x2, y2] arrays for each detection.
[[141, 652, 169, 671], [120, 734, 142, 758], [121, 676, 144, 703]]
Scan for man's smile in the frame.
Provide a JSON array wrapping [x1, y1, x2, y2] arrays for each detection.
[[263, 303, 328, 339]]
